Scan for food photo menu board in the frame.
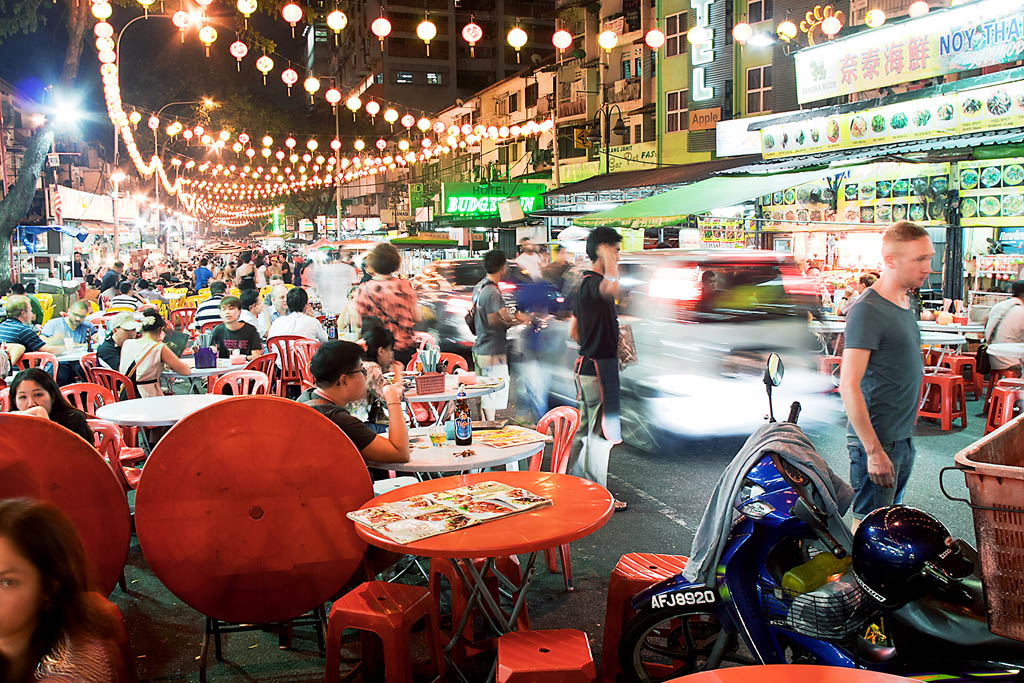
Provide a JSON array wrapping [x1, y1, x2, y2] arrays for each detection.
[[758, 182, 835, 231], [347, 481, 552, 544], [959, 157, 1024, 227], [837, 162, 951, 227]]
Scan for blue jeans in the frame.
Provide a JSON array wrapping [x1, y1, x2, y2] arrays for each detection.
[[848, 437, 916, 519]]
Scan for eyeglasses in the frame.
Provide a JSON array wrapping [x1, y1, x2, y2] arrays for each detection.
[[345, 367, 367, 377]]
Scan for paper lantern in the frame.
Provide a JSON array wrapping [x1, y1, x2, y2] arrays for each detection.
[[330, 139, 341, 151], [261, 135, 273, 147], [285, 137, 296, 149], [365, 100, 380, 118], [91, 2, 112, 19], [148, 115, 160, 130], [865, 9, 886, 28], [325, 88, 341, 107], [417, 19, 437, 55], [371, 16, 391, 43], [353, 139, 365, 151], [303, 76, 320, 94], [507, 26, 527, 62], [238, 133, 250, 144], [229, 41, 248, 70], [552, 29, 572, 52], [401, 113, 416, 129], [94, 21, 114, 38], [776, 20, 797, 41], [908, 1, 929, 17], [326, 9, 347, 31], [598, 30, 618, 51], [731, 22, 752, 44], [282, 2, 303, 28], [432, 121, 446, 135], [383, 108, 399, 125], [421, 138, 432, 148], [307, 139, 318, 151], [821, 15, 842, 36], [645, 28, 666, 49], [417, 117, 431, 132], [462, 21, 482, 56], [281, 68, 298, 95], [236, 0, 256, 18], [375, 139, 387, 151], [198, 25, 217, 57]]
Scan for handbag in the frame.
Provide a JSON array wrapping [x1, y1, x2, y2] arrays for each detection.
[[617, 323, 638, 370], [465, 281, 498, 336]]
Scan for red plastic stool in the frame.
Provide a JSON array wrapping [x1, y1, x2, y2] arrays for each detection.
[[599, 553, 689, 683], [939, 354, 982, 400], [324, 581, 445, 683], [918, 374, 967, 430], [817, 355, 842, 392], [985, 368, 1021, 412], [496, 629, 597, 683], [985, 387, 1024, 434], [428, 555, 529, 662]]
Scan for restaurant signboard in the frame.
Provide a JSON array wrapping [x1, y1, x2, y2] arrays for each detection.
[[794, 0, 1024, 104], [760, 76, 1024, 159], [959, 157, 1024, 228], [440, 182, 546, 217]]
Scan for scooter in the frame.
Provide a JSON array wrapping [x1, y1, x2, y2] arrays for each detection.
[[618, 353, 1024, 682]]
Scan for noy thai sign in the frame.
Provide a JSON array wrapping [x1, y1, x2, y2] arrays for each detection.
[[794, 0, 1024, 104]]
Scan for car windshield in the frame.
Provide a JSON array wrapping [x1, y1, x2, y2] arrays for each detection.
[[622, 259, 812, 323]]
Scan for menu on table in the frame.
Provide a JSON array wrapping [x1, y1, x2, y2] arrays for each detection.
[[474, 425, 550, 449], [348, 481, 552, 544]]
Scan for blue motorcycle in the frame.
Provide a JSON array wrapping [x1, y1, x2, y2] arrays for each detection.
[[618, 354, 1024, 682]]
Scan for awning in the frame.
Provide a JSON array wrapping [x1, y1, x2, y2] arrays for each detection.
[[573, 168, 836, 229], [544, 156, 759, 197], [76, 221, 117, 236], [17, 224, 90, 253]]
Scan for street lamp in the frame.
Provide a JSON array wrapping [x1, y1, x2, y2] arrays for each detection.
[[109, 169, 127, 259], [588, 105, 627, 175]]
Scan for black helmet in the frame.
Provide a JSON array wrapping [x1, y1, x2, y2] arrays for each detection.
[[852, 506, 968, 608]]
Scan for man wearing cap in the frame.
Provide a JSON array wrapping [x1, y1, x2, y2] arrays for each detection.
[[97, 312, 140, 370]]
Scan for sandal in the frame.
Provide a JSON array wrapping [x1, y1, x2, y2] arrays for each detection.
[[613, 499, 628, 511]]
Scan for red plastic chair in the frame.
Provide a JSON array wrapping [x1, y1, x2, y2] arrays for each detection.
[[89, 367, 138, 401], [60, 382, 115, 416], [87, 419, 142, 491], [496, 629, 596, 683], [169, 307, 197, 331], [79, 352, 98, 382], [266, 335, 308, 397], [210, 370, 270, 396], [244, 352, 276, 377], [406, 351, 469, 373], [15, 351, 59, 380], [0, 386, 8, 412], [295, 339, 319, 392], [530, 406, 581, 592], [198, 320, 221, 335]]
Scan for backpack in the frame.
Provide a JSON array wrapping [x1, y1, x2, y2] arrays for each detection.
[[465, 280, 498, 336]]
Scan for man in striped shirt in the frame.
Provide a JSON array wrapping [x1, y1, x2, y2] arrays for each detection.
[[193, 280, 227, 330], [109, 282, 143, 310], [0, 296, 63, 355]]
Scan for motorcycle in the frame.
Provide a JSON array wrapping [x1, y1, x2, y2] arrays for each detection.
[[618, 353, 1024, 682]]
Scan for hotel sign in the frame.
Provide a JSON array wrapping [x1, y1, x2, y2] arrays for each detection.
[[691, 0, 716, 101], [440, 182, 545, 217], [795, 0, 1024, 104]]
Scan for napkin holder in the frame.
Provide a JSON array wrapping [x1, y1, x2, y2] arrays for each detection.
[[194, 346, 218, 369], [415, 372, 445, 395]]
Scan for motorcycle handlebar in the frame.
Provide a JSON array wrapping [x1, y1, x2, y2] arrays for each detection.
[[793, 498, 847, 559], [787, 402, 802, 424]]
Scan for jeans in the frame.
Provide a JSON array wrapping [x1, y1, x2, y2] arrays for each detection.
[[568, 374, 614, 488], [848, 437, 916, 519]]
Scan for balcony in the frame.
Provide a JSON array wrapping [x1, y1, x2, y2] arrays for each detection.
[[605, 79, 641, 105], [557, 97, 587, 118]]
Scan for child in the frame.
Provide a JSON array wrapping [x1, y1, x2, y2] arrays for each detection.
[[210, 296, 263, 359]]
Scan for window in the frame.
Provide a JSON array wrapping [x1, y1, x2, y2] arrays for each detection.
[[396, 71, 414, 84], [375, 72, 384, 84], [748, 0, 773, 24], [426, 72, 443, 85], [508, 92, 519, 112], [665, 12, 687, 57], [650, 51, 657, 77], [635, 57, 643, 79], [525, 82, 538, 108], [666, 89, 688, 132], [621, 59, 631, 80], [634, 124, 642, 143], [746, 66, 772, 114], [621, 125, 631, 145]]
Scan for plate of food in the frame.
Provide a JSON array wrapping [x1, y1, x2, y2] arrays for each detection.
[[929, 202, 945, 220], [1003, 194, 1024, 216], [797, 187, 812, 203], [1005, 164, 1024, 186], [931, 176, 949, 193], [893, 178, 910, 197], [764, 133, 775, 150], [962, 97, 983, 117], [912, 177, 929, 195], [937, 103, 955, 121], [981, 166, 1003, 188], [784, 189, 797, 204], [914, 109, 931, 127], [844, 184, 859, 201], [988, 90, 1012, 116], [875, 205, 892, 223], [980, 196, 1002, 217], [826, 118, 840, 142], [891, 112, 908, 130], [892, 204, 907, 221], [850, 116, 868, 138], [773, 191, 784, 204], [859, 184, 875, 200], [961, 197, 978, 218], [811, 128, 820, 143], [871, 114, 886, 134], [960, 168, 979, 190], [860, 207, 875, 223], [909, 203, 926, 221], [797, 209, 809, 223], [876, 180, 893, 197]]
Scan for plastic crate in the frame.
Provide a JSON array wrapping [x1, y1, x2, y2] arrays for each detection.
[[414, 372, 445, 395], [949, 415, 1024, 642], [758, 573, 872, 641]]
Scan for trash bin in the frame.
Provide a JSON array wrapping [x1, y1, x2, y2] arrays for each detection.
[[949, 415, 1024, 642]]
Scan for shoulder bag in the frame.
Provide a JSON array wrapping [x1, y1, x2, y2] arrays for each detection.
[[465, 281, 497, 336]]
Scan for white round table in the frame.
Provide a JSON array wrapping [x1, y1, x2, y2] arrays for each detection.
[[162, 357, 237, 393], [987, 343, 1024, 361], [55, 344, 90, 363], [95, 394, 229, 427], [404, 378, 506, 427], [920, 331, 967, 346], [918, 321, 985, 335], [366, 430, 545, 474]]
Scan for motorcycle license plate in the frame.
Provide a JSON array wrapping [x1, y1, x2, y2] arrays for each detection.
[[650, 588, 717, 610]]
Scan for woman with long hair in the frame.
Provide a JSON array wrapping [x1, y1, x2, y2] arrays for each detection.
[[235, 252, 256, 291], [0, 498, 129, 682], [8, 369, 92, 443], [253, 253, 268, 289], [118, 311, 191, 398]]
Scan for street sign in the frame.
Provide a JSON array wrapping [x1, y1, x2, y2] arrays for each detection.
[[574, 127, 591, 149]]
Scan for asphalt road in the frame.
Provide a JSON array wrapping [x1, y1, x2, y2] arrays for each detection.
[[116, 390, 993, 681]]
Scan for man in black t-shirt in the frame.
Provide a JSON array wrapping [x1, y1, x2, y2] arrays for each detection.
[[210, 296, 263, 359], [568, 226, 627, 510]]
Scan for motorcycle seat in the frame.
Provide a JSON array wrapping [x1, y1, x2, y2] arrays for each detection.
[[854, 637, 897, 663], [893, 574, 1010, 650]]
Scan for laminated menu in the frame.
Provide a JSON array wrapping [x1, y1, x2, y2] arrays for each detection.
[[348, 481, 552, 544], [474, 426, 550, 449]]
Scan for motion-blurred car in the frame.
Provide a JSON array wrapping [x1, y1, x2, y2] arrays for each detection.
[[413, 258, 564, 353], [518, 249, 839, 450]]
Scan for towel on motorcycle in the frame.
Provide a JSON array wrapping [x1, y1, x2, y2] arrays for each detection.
[[682, 421, 854, 586]]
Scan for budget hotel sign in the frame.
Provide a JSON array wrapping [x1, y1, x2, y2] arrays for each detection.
[[440, 182, 545, 217], [794, 0, 1024, 104]]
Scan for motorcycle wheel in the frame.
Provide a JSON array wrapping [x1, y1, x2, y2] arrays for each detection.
[[618, 607, 736, 683]]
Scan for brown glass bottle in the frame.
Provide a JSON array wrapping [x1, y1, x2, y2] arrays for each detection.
[[454, 386, 472, 446]]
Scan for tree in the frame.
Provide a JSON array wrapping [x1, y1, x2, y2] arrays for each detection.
[[284, 188, 335, 241], [0, 0, 90, 290]]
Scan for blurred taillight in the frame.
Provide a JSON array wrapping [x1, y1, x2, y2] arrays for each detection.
[[498, 282, 517, 294], [649, 267, 701, 301]]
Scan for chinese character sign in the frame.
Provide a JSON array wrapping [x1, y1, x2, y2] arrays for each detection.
[[794, 0, 1024, 103]]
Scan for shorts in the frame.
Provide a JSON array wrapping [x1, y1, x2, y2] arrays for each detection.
[[473, 353, 510, 411], [848, 437, 916, 519]]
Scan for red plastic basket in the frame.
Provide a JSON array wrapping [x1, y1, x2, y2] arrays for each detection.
[[948, 414, 1024, 642], [414, 372, 445, 395]]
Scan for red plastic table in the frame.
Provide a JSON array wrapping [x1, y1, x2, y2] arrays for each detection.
[[668, 664, 918, 682], [355, 470, 614, 668], [0, 414, 131, 596]]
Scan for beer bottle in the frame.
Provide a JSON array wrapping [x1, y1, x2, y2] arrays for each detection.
[[454, 385, 472, 446]]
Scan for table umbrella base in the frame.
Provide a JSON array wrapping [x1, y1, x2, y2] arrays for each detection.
[[198, 607, 327, 682]]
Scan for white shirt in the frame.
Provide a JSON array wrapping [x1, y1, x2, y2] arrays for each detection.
[[267, 311, 328, 344], [986, 297, 1021, 340], [515, 252, 543, 280], [255, 264, 268, 287], [240, 309, 268, 339], [108, 294, 140, 310]]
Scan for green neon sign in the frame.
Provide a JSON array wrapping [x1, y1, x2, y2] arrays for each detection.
[[444, 195, 540, 215]]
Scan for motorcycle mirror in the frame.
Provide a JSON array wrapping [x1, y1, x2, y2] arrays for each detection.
[[764, 353, 785, 388]]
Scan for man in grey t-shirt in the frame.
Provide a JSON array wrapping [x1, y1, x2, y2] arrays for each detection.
[[472, 250, 528, 420], [840, 221, 933, 527]]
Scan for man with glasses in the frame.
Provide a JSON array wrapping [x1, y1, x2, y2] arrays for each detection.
[[297, 340, 409, 467], [41, 300, 98, 384]]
